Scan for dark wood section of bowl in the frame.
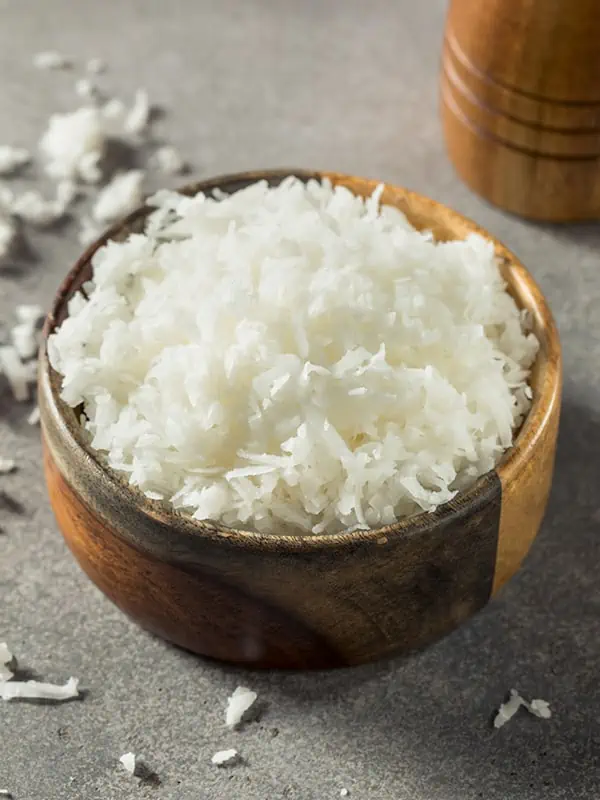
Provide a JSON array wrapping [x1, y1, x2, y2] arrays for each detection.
[[40, 168, 562, 668], [43, 438, 502, 668]]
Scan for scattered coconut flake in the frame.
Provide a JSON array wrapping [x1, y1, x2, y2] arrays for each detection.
[[75, 78, 99, 102], [33, 51, 71, 71], [0, 458, 16, 475], [0, 790, 13, 798], [150, 145, 186, 175], [91, 170, 144, 224], [529, 698, 552, 719], [119, 752, 137, 775], [11, 323, 38, 360], [226, 686, 258, 728], [86, 57, 106, 75], [39, 106, 106, 183], [10, 183, 74, 228], [0, 676, 79, 702], [27, 405, 41, 426], [124, 89, 151, 136], [211, 749, 239, 766], [0, 642, 15, 681], [102, 98, 126, 121], [15, 304, 44, 326], [0, 214, 15, 262], [340, 790, 350, 797], [0, 146, 31, 176], [0, 346, 30, 402], [78, 215, 103, 247], [494, 690, 552, 729]]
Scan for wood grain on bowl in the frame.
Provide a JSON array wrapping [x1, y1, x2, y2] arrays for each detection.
[[39, 170, 562, 669], [441, 0, 600, 221]]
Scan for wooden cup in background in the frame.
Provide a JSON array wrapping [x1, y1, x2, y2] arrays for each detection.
[[441, 0, 600, 221]]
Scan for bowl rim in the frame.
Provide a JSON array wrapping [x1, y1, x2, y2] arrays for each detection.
[[40, 168, 562, 552]]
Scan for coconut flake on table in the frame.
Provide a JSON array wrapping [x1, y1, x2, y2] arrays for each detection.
[[119, 752, 137, 775], [0, 146, 31, 176], [0, 214, 16, 263], [340, 789, 350, 797], [124, 89, 151, 136], [149, 145, 186, 175], [226, 686, 258, 728], [75, 78, 100, 103], [86, 57, 106, 75], [33, 51, 72, 70], [0, 676, 79, 702], [211, 749, 239, 766], [0, 642, 15, 681], [48, 177, 539, 534], [10, 179, 77, 227], [27, 405, 41, 426], [493, 689, 552, 729], [0, 346, 30, 402], [91, 170, 144, 224], [0, 457, 16, 475], [39, 106, 106, 183]]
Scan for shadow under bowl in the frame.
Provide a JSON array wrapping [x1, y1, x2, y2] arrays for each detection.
[[39, 169, 562, 669]]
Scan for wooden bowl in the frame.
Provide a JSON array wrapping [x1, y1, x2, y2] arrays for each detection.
[[39, 170, 562, 669]]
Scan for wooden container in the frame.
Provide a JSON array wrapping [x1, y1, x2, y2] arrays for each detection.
[[39, 170, 562, 669], [441, 0, 600, 221]]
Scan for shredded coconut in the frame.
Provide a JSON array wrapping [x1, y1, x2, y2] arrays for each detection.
[[0, 346, 30, 402], [494, 690, 552, 729], [86, 57, 106, 75], [0, 643, 15, 681], [27, 405, 41, 426], [49, 178, 538, 533], [211, 749, 239, 766], [124, 89, 151, 136], [39, 106, 106, 183], [0, 458, 16, 475], [11, 180, 76, 227], [340, 790, 350, 797], [150, 145, 186, 175], [119, 752, 137, 775], [33, 51, 71, 70], [0, 676, 79, 702], [0, 214, 15, 263], [0, 146, 31, 176], [226, 686, 258, 728], [91, 170, 144, 224]]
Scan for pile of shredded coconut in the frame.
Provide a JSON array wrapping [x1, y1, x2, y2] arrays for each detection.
[[49, 177, 538, 534]]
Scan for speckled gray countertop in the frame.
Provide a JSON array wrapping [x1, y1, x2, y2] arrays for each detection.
[[1, 1, 599, 798]]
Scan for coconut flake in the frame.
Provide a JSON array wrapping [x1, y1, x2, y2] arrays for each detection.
[[15, 304, 44, 326], [150, 145, 186, 175], [39, 107, 106, 183], [0, 214, 15, 263], [0, 643, 15, 681], [27, 405, 41, 426], [124, 90, 151, 136], [75, 78, 100, 102], [494, 690, 552, 728], [91, 170, 144, 224], [102, 98, 126, 121], [0, 146, 31, 176], [0, 676, 79, 702], [33, 51, 71, 70], [340, 790, 350, 797], [0, 346, 30, 402], [86, 57, 106, 75], [0, 458, 16, 475], [119, 752, 137, 775], [211, 749, 239, 766], [226, 686, 258, 728]]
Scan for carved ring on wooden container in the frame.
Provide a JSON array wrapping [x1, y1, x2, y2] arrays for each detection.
[[440, 0, 600, 221], [39, 169, 562, 669]]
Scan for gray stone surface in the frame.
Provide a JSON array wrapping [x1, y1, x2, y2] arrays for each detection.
[[1, 1, 599, 798]]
